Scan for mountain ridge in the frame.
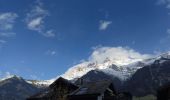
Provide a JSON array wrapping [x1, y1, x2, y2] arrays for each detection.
[[1, 51, 170, 99], [0, 75, 43, 100]]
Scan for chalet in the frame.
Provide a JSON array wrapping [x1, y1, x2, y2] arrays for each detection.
[[68, 80, 117, 100], [27, 77, 78, 100], [27, 77, 132, 100], [157, 83, 170, 100]]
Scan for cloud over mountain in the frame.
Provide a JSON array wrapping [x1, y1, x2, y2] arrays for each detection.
[[62, 46, 153, 80], [88, 46, 152, 65]]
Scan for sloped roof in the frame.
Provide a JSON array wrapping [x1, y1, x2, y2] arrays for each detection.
[[50, 77, 78, 89], [69, 80, 114, 96], [27, 77, 78, 99]]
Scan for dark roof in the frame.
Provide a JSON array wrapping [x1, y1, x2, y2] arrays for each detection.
[[49, 77, 78, 88], [27, 77, 78, 99], [69, 80, 114, 96]]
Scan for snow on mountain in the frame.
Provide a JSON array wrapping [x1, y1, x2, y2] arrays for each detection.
[[124, 52, 170, 96], [62, 48, 170, 81], [62, 62, 95, 80], [0, 71, 59, 87], [0, 75, 42, 100], [62, 47, 153, 81], [2, 48, 170, 86], [26, 79, 53, 87], [0, 74, 52, 87], [0, 74, 22, 82], [62, 58, 155, 81], [0, 47, 154, 85]]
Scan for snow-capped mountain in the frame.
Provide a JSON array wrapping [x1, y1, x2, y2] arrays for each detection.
[[0, 74, 52, 88], [70, 51, 170, 96], [62, 52, 170, 81], [61, 47, 153, 81], [0, 75, 43, 100], [124, 53, 170, 96], [26, 79, 53, 87], [5, 51, 168, 87], [0, 74, 22, 82], [1, 51, 170, 95], [1, 51, 170, 99], [62, 57, 152, 81]]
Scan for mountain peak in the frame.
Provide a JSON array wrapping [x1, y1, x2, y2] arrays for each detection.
[[159, 52, 170, 59], [0, 74, 23, 82], [0, 75, 42, 100], [10, 75, 23, 80]]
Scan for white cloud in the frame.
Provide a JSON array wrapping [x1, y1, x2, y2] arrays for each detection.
[[0, 72, 14, 79], [71, 46, 152, 66], [0, 12, 17, 45], [51, 51, 56, 55], [62, 46, 153, 80], [44, 30, 55, 37], [99, 20, 112, 30], [27, 17, 44, 32], [88, 46, 152, 66], [4, 72, 12, 78], [156, 0, 170, 9], [45, 50, 57, 56], [0, 12, 18, 30], [26, 0, 55, 38]]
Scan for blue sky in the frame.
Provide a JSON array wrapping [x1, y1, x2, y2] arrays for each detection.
[[0, 0, 170, 80]]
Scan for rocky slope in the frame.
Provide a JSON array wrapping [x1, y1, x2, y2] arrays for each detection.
[[62, 57, 154, 82], [124, 56, 170, 96], [75, 52, 170, 96], [0, 75, 43, 100]]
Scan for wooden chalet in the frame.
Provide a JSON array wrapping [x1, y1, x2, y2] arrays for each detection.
[[27, 77, 78, 100], [27, 77, 132, 100], [68, 80, 117, 100]]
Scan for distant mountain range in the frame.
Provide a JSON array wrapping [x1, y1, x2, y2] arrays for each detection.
[[0, 75, 43, 100], [1, 52, 170, 99], [71, 52, 170, 96]]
